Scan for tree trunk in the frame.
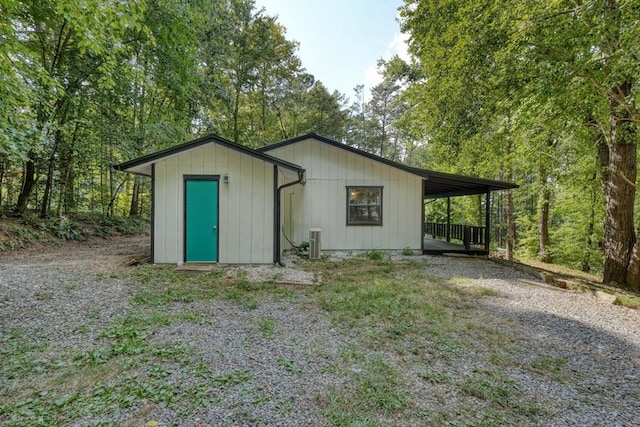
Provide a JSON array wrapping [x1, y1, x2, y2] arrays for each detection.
[[129, 176, 140, 217], [604, 140, 637, 285], [233, 88, 241, 144], [506, 187, 515, 261], [40, 153, 55, 218], [0, 158, 5, 207], [581, 176, 597, 273], [538, 170, 552, 263], [40, 131, 61, 218], [56, 122, 78, 217], [16, 152, 36, 216], [602, 82, 637, 287], [56, 146, 74, 217]]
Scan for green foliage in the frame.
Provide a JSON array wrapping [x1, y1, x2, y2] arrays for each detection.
[[292, 241, 309, 255], [0, 220, 46, 251], [401, 247, 414, 256], [0, 215, 148, 252], [48, 217, 81, 241], [1, 0, 349, 222], [96, 215, 150, 236], [396, 0, 640, 283]]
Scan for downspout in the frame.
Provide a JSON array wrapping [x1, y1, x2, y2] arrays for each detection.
[[274, 167, 305, 266]]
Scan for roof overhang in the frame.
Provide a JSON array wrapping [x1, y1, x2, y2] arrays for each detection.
[[113, 134, 304, 177], [413, 169, 517, 198]]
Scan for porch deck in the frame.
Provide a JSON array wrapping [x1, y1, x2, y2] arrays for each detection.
[[422, 237, 489, 256]]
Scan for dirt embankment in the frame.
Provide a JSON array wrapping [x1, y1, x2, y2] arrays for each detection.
[[0, 235, 150, 272]]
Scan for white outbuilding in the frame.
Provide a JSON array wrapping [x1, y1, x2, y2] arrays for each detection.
[[115, 133, 516, 264]]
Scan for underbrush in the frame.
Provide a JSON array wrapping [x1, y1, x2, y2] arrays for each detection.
[[0, 214, 149, 251]]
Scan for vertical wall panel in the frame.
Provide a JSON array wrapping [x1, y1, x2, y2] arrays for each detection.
[[154, 162, 166, 262]]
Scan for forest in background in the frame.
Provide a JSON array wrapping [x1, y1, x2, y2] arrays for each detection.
[[1, 0, 639, 289]]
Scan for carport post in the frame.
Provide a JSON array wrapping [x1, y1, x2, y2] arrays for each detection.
[[446, 197, 451, 242], [484, 191, 491, 251]]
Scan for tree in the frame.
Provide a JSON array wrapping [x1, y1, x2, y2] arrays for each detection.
[[6, 0, 149, 217], [512, 0, 640, 288], [298, 82, 348, 141]]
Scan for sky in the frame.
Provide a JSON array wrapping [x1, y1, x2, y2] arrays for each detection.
[[254, 0, 409, 103]]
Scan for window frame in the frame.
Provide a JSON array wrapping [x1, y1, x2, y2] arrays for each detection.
[[346, 186, 383, 226]]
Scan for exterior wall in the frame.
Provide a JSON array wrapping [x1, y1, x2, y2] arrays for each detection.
[[153, 143, 274, 264], [272, 138, 423, 251]]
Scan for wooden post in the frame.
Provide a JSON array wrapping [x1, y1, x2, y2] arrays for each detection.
[[485, 191, 491, 251], [463, 226, 471, 250], [446, 197, 451, 242], [421, 181, 426, 251]]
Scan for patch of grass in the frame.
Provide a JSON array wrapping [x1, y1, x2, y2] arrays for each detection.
[[0, 311, 245, 426], [224, 288, 259, 309], [254, 318, 277, 338], [456, 367, 543, 422], [614, 293, 640, 309], [129, 267, 223, 307], [277, 358, 299, 374], [275, 396, 295, 415], [461, 374, 516, 403], [530, 355, 568, 383], [516, 257, 602, 283], [417, 370, 452, 384], [324, 355, 409, 424], [133, 288, 199, 306], [315, 259, 448, 333]]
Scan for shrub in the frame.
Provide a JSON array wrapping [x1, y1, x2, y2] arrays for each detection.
[[366, 250, 383, 261]]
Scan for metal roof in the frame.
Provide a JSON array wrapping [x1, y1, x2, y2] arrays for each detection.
[[260, 133, 517, 198], [113, 134, 304, 176]]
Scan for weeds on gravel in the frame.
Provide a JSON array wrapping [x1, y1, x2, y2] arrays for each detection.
[[530, 355, 568, 383], [253, 318, 277, 338], [324, 354, 409, 425], [613, 293, 640, 309], [2, 254, 596, 426], [0, 317, 247, 427], [308, 257, 547, 426]]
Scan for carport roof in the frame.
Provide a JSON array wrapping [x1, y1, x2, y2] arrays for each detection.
[[260, 133, 518, 198]]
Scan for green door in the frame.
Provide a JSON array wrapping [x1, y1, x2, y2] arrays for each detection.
[[185, 178, 218, 262]]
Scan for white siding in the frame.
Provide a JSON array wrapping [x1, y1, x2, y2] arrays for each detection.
[[153, 144, 274, 264], [272, 138, 423, 251]]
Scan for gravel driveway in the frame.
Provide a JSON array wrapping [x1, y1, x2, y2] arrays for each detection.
[[1, 237, 639, 426]]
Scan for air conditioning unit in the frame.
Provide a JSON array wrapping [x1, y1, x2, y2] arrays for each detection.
[[309, 228, 321, 260]]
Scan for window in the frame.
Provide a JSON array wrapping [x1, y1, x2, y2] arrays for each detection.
[[347, 186, 383, 225]]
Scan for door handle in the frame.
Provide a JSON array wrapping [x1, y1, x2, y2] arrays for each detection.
[[212, 225, 217, 230]]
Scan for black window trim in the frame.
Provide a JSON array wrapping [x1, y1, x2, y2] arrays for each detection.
[[346, 185, 383, 226]]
